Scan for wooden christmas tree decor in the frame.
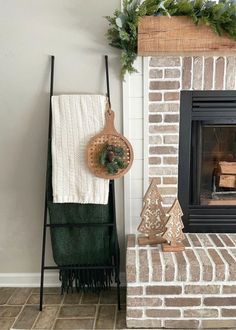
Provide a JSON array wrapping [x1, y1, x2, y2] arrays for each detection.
[[162, 199, 185, 252], [138, 178, 167, 246]]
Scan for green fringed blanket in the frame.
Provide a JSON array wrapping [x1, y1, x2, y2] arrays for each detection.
[[47, 145, 118, 292]]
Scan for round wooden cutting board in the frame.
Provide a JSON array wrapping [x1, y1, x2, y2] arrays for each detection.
[[87, 109, 134, 179]]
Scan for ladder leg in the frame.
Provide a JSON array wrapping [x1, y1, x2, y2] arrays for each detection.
[[116, 244, 121, 310], [39, 55, 55, 312], [109, 179, 121, 310], [117, 271, 121, 310], [39, 268, 45, 311], [114, 223, 121, 310], [39, 206, 47, 311]]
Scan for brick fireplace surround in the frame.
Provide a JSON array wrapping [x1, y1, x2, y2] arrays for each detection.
[[148, 55, 236, 208], [127, 233, 236, 329], [125, 55, 236, 328]]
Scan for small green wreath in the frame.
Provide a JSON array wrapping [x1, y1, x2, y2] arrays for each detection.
[[99, 144, 128, 175], [106, 0, 236, 77]]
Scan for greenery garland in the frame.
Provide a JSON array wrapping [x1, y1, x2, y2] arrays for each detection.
[[106, 0, 236, 77]]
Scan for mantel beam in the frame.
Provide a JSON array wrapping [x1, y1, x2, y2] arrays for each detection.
[[138, 16, 236, 56]]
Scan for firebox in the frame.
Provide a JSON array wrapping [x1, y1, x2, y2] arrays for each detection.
[[179, 91, 236, 232]]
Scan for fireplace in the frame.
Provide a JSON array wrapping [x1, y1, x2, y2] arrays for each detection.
[[179, 91, 236, 232]]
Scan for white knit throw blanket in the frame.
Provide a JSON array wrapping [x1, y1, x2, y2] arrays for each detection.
[[51, 94, 109, 204]]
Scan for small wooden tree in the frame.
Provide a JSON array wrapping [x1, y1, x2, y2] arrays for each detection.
[[162, 199, 185, 252], [138, 178, 167, 245]]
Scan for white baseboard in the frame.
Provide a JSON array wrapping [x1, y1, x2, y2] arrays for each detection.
[[0, 272, 126, 287], [0, 272, 60, 287]]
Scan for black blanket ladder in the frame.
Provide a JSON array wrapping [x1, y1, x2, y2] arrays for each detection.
[[39, 55, 121, 311]]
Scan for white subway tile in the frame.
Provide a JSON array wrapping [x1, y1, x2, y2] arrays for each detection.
[[129, 97, 143, 119], [129, 119, 143, 140], [130, 159, 143, 180], [131, 140, 143, 160], [130, 74, 143, 98], [130, 179, 143, 199], [131, 198, 143, 217]]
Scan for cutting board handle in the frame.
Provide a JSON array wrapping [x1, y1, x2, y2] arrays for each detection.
[[103, 110, 119, 135]]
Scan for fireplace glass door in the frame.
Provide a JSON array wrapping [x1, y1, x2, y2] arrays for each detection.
[[191, 123, 236, 206], [179, 91, 236, 232]]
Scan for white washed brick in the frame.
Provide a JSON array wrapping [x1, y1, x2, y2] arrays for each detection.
[[126, 234, 236, 328]]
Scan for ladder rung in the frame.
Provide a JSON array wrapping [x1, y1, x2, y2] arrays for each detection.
[[46, 223, 114, 228], [44, 265, 115, 270]]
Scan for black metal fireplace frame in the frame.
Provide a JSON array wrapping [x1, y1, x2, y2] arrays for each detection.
[[179, 90, 236, 233]]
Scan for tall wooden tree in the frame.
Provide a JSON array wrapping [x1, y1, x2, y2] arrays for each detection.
[[162, 199, 185, 252], [138, 178, 167, 245]]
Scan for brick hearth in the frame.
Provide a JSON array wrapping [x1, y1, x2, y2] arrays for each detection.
[[126, 233, 236, 329]]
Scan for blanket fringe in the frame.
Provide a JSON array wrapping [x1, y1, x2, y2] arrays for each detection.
[[59, 267, 114, 294]]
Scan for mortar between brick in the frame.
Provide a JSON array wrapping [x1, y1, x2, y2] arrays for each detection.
[[127, 234, 236, 328]]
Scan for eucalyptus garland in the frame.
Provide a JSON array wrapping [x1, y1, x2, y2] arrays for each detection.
[[99, 144, 127, 175], [106, 0, 236, 77]]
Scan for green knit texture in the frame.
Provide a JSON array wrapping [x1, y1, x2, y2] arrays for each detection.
[[48, 201, 114, 266], [46, 141, 118, 291]]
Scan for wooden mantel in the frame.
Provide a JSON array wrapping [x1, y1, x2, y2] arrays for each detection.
[[138, 16, 236, 56]]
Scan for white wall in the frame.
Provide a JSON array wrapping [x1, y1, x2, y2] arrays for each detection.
[[0, 0, 124, 276]]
